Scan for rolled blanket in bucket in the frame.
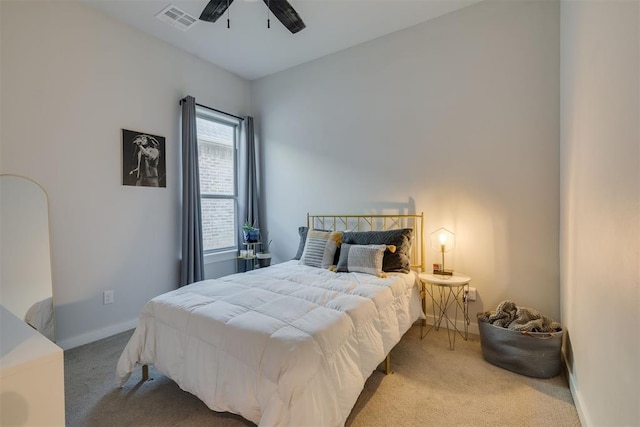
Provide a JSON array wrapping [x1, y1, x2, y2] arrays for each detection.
[[478, 300, 561, 333]]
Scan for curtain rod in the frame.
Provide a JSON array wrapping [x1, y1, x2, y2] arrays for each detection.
[[179, 97, 245, 121]]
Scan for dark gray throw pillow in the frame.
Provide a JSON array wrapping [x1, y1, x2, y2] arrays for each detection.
[[342, 228, 413, 273], [293, 226, 309, 260]]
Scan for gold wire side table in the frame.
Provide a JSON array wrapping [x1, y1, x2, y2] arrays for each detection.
[[419, 272, 471, 350]]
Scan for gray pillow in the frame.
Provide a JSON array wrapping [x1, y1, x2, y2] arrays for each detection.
[[336, 243, 387, 277], [342, 228, 413, 273], [293, 226, 309, 260]]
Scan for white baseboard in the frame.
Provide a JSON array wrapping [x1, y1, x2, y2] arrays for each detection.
[[423, 313, 479, 336], [563, 351, 590, 427], [56, 318, 138, 351]]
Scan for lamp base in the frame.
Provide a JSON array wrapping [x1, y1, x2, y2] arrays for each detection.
[[433, 269, 453, 276]]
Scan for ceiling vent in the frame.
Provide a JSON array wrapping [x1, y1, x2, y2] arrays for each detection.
[[156, 5, 197, 31]]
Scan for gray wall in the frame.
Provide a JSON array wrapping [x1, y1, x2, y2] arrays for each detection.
[[0, 0, 251, 348], [252, 0, 561, 326], [560, 1, 640, 425]]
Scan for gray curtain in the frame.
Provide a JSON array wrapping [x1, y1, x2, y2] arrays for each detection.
[[180, 95, 204, 286], [238, 116, 261, 253]]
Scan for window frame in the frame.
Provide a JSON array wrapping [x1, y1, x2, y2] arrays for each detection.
[[195, 106, 241, 261]]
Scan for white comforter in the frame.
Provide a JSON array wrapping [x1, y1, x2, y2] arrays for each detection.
[[117, 261, 423, 426]]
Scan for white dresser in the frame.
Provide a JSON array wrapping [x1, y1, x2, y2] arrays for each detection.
[[0, 305, 65, 426]]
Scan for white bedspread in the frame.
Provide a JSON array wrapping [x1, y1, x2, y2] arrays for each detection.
[[24, 296, 55, 342], [117, 261, 423, 426]]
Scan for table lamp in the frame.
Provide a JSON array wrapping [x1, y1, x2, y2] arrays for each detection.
[[430, 227, 455, 275]]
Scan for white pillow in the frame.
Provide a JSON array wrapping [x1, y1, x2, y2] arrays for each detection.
[[299, 230, 342, 269]]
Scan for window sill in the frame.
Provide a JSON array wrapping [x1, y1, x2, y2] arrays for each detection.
[[204, 250, 237, 265]]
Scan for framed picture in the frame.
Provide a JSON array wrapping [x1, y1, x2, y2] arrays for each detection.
[[122, 129, 166, 187]]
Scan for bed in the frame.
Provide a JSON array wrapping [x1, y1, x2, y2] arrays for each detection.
[[24, 296, 55, 342], [116, 213, 425, 426]]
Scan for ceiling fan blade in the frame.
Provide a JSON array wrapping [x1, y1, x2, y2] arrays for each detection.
[[263, 0, 306, 34], [199, 0, 234, 22]]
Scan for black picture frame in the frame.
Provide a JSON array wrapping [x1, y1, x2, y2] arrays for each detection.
[[122, 129, 166, 188]]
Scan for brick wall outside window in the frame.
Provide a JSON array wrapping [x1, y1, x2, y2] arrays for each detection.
[[197, 114, 237, 252]]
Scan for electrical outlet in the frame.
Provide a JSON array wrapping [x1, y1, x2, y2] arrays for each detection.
[[466, 287, 477, 301], [103, 290, 114, 305]]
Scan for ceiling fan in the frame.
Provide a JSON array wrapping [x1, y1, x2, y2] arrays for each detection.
[[199, 0, 306, 34]]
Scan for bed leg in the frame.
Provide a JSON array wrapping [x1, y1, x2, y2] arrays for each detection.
[[384, 354, 391, 375], [142, 364, 149, 381]]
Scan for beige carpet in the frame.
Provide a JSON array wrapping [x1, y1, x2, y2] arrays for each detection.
[[64, 324, 581, 426]]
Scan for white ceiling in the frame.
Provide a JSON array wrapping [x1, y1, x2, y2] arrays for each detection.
[[82, 0, 481, 81]]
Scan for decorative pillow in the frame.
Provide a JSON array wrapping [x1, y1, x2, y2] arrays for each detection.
[[334, 244, 390, 277], [342, 228, 413, 273], [299, 230, 343, 268], [293, 226, 310, 260], [293, 226, 330, 260]]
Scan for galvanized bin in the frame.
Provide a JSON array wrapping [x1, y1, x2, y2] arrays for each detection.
[[477, 318, 563, 378]]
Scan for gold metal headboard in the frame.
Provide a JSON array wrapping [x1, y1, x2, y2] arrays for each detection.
[[307, 213, 424, 272]]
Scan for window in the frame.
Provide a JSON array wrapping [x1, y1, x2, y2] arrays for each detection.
[[196, 107, 240, 253]]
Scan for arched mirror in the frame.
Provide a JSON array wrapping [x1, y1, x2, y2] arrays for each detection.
[[0, 174, 55, 342]]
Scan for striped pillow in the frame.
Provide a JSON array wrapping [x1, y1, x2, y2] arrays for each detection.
[[299, 230, 343, 269], [335, 243, 388, 277]]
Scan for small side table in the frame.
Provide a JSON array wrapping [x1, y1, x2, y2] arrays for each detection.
[[236, 254, 256, 272], [419, 272, 471, 350], [237, 241, 260, 272]]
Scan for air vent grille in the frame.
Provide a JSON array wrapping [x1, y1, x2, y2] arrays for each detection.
[[156, 5, 197, 31]]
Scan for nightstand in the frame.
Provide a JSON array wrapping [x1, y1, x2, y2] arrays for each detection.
[[419, 272, 471, 350]]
